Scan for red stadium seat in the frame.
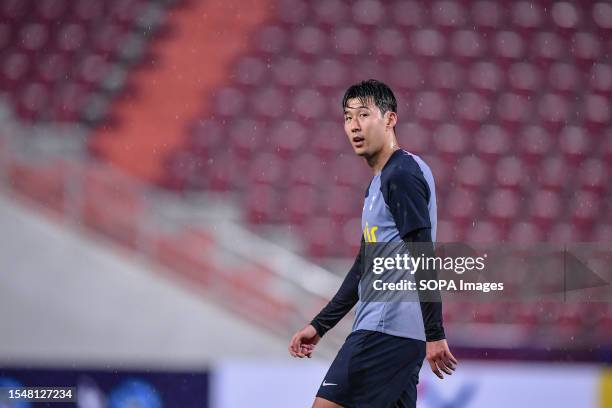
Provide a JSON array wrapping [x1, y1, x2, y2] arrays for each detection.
[[583, 94, 610, 128], [276, 0, 309, 25], [548, 62, 581, 94], [474, 125, 510, 161], [469, 62, 503, 93], [332, 26, 369, 56], [436, 219, 462, 242], [2, 0, 30, 21], [531, 32, 565, 65], [286, 185, 319, 225], [589, 63, 612, 94], [1, 51, 31, 91], [256, 25, 287, 55], [292, 88, 325, 120], [352, 0, 386, 26], [432, 124, 467, 156], [508, 62, 541, 94], [312, 121, 345, 159], [451, 30, 486, 60], [391, 1, 425, 28], [19, 23, 50, 53], [373, 28, 406, 57], [396, 122, 430, 155], [36, 0, 66, 20], [233, 56, 268, 87], [312, 0, 349, 26], [272, 57, 310, 87], [571, 32, 602, 64], [16, 82, 49, 122], [388, 60, 425, 90], [538, 93, 571, 130], [593, 2, 612, 30], [548, 222, 582, 242], [245, 184, 280, 224], [432, 1, 466, 29], [569, 190, 600, 229], [551, 2, 580, 30], [249, 152, 285, 186], [36, 53, 69, 85], [455, 91, 490, 127], [301, 216, 342, 257], [313, 59, 346, 88], [559, 125, 591, 161], [471, 1, 501, 30], [512, 1, 544, 31], [72, 0, 105, 24], [497, 93, 533, 128], [465, 221, 501, 243], [412, 29, 446, 58], [508, 221, 543, 243], [447, 188, 480, 222], [415, 92, 448, 124], [519, 125, 552, 163], [430, 61, 464, 92], [228, 118, 266, 158], [288, 153, 324, 187], [188, 119, 224, 157], [530, 189, 563, 225], [494, 31, 524, 61], [455, 156, 489, 189], [537, 157, 570, 191], [270, 120, 306, 158], [579, 158, 607, 193], [251, 86, 287, 119], [495, 156, 526, 190], [293, 25, 327, 56], [486, 188, 520, 222]]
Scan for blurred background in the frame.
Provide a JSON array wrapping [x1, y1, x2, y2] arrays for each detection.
[[0, 0, 610, 406]]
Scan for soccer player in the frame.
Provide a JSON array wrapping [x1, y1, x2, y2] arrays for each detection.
[[288, 80, 457, 408]]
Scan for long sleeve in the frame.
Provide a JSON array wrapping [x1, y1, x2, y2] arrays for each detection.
[[403, 227, 446, 342], [310, 238, 364, 337]]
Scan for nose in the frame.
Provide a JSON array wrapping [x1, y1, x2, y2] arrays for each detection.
[[350, 117, 361, 132]]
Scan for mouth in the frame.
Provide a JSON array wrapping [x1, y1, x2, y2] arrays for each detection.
[[352, 136, 365, 148]]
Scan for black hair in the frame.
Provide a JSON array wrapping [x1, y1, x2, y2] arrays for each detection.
[[342, 79, 397, 116]]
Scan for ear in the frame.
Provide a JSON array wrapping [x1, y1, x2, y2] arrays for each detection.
[[385, 111, 397, 129]]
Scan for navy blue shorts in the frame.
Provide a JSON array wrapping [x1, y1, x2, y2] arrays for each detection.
[[316, 330, 426, 408]]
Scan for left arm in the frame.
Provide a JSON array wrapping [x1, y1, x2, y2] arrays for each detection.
[[385, 167, 458, 378]]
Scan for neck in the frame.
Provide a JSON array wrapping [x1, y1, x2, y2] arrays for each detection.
[[366, 142, 400, 174]]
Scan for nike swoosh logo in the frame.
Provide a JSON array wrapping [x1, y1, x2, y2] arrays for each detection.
[[322, 381, 337, 387]]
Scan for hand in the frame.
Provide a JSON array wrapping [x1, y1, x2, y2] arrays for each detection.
[[426, 339, 458, 379], [289, 324, 321, 358]]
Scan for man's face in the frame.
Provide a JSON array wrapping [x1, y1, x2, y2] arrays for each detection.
[[343, 97, 393, 157]]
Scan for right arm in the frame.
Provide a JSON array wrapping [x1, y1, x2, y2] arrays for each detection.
[[288, 238, 363, 357], [310, 237, 364, 337]]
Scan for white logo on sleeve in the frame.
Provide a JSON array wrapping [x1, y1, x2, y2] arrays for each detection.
[[322, 380, 337, 386]]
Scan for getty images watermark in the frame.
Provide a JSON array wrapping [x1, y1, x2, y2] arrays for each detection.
[[371, 252, 504, 293], [359, 242, 611, 302]]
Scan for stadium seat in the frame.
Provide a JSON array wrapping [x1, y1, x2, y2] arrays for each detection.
[[548, 62, 581, 93], [455, 156, 489, 189], [494, 157, 526, 190], [589, 63, 612, 94], [352, 0, 386, 26], [513, 1, 543, 30], [486, 188, 520, 222], [474, 125, 510, 161]]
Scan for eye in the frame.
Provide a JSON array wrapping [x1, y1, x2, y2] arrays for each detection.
[[359, 113, 369, 118], [344, 116, 351, 122]]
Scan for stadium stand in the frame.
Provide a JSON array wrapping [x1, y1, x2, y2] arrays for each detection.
[[0, 0, 610, 360], [159, 0, 612, 263]]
